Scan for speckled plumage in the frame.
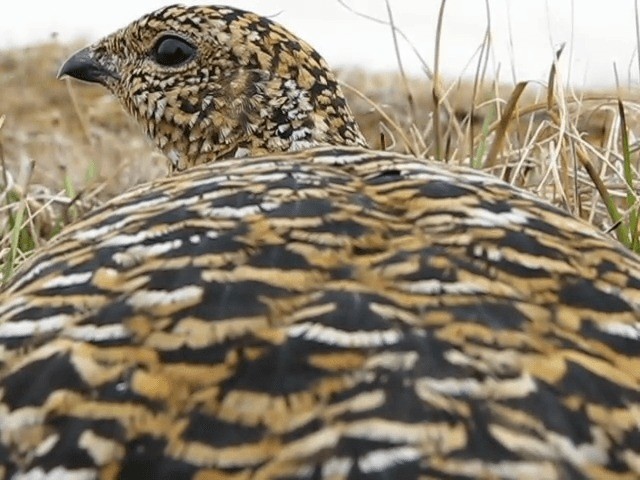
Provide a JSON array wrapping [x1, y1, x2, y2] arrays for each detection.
[[1, 4, 640, 480], [61, 4, 366, 172]]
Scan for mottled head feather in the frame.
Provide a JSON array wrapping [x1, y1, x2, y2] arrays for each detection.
[[61, 4, 367, 171]]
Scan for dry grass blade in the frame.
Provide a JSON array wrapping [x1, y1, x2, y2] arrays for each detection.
[[336, 0, 434, 79], [339, 80, 419, 156], [576, 145, 621, 233], [546, 43, 566, 115], [485, 81, 528, 170], [383, 0, 417, 127], [64, 78, 94, 146], [468, 1, 493, 162], [431, 0, 447, 160]]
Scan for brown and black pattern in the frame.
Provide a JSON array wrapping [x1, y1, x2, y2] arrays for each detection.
[[57, 4, 366, 172], [1, 4, 640, 480]]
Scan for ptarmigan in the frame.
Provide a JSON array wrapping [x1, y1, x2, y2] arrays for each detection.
[[1, 5, 639, 480]]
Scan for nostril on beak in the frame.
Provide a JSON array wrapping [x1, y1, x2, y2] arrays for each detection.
[[58, 47, 118, 85]]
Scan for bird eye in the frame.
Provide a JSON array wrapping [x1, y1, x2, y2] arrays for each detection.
[[152, 35, 196, 66]]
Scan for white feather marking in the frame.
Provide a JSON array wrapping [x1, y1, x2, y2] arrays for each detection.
[[68, 324, 130, 342], [11, 466, 96, 480], [288, 322, 401, 348], [358, 446, 421, 473], [0, 314, 69, 338], [73, 217, 131, 242], [127, 286, 204, 309], [600, 322, 640, 340], [42, 272, 92, 289]]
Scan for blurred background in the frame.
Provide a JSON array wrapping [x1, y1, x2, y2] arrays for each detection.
[[1, 0, 639, 88]]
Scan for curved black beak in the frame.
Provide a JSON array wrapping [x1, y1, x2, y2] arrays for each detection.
[[58, 47, 118, 85]]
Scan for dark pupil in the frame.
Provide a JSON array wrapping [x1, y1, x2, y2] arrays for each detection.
[[153, 36, 195, 66]]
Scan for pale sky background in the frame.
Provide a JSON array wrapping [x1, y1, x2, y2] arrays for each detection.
[[1, 1, 639, 88]]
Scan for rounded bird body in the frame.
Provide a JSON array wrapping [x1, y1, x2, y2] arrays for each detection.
[[1, 4, 640, 480]]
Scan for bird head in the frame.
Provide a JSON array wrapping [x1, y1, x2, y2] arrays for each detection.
[[59, 4, 367, 171]]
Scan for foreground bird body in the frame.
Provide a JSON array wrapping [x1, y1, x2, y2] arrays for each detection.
[[1, 4, 640, 480]]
